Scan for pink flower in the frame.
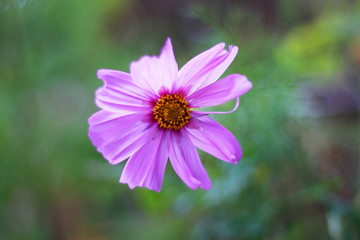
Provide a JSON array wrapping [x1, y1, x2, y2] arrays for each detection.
[[88, 38, 252, 192]]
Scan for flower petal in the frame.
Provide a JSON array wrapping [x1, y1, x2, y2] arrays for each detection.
[[96, 69, 155, 113], [185, 116, 242, 164], [187, 74, 251, 107], [168, 130, 211, 190], [160, 38, 178, 90], [88, 110, 156, 164], [130, 38, 178, 95], [178, 43, 238, 95], [120, 129, 168, 192], [97, 69, 154, 100]]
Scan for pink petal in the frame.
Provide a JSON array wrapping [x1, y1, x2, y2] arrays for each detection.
[[130, 38, 178, 95], [96, 69, 154, 113], [187, 74, 252, 107], [185, 116, 242, 164], [120, 129, 168, 192], [178, 43, 238, 95], [97, 69, 155, 100], [88, 110, 130, 126], [168, 130, 211, 190], [88, 110, 156, 164]]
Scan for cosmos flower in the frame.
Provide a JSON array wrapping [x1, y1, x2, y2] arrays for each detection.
[[88, 38, 252, 192]]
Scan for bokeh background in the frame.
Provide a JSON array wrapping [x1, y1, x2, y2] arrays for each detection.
[[1, 0, 360, 239]]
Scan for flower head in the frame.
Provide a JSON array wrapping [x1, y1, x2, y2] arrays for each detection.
[[88, 38, 252, 192]]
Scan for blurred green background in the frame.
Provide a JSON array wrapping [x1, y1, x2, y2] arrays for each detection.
[[1, 0, 360, 239]]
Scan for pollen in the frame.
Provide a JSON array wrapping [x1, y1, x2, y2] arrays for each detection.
[[153, 93, 191, 130]]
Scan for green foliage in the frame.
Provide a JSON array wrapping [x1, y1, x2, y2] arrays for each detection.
[[275, 6, 360, 79]]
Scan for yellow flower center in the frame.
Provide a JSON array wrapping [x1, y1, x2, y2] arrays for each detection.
[[153, 93, 191, 130]]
